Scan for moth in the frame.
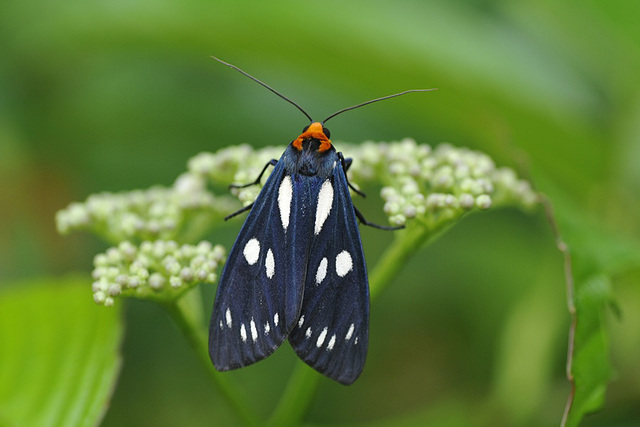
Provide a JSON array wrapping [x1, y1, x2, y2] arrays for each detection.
[[208, 57, 432, 384]]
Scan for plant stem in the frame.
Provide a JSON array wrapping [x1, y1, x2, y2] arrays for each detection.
[[163, 293, 261, 427], [266, 363, 322, 426]]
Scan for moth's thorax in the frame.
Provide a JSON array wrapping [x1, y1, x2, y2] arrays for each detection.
[[285, 122, 337, 178]]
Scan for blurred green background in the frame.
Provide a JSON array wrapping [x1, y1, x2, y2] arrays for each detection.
[[2, 0, 639, 426]]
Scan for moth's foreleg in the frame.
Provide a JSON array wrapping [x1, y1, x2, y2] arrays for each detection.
[[229, 159, 278, 189]]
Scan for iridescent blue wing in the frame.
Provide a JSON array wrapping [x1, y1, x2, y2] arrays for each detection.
[[209, 157, 308, 371], [288, 156, 369, 385]]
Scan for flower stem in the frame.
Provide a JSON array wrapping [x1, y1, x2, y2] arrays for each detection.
[[266, 363, 322, 426], [163, 292, 261, 427]]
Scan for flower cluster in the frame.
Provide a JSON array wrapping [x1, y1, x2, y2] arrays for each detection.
[[56, 173, 236, 243], [188, 145, 284, 206], [345, 139, 539, 226], [188, 139, 539, 228], [91, 240, 225, 306], [57, 137, 538, 307]]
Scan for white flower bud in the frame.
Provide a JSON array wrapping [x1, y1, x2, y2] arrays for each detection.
[[197, 269, 209, 281], [136, 268, 149, 280], [173, 173, 205, 194], [212, 245, 226, 261], [105, 267, 120, 280], [426, 194, 445, 209], [380, 186, 398, 201], [400, 179, 419, 196], [454, 164, 470, 180], [170, 276, 183, 289], [197, 241, 212, 254], [180, 267, 194, 282], [108, 283, 121, 296], [165, 240, 178, 253], [115, 274, 128, 286], [384, 201, 401, 216], [140, 241, 153, 253], [92, 268, 105, 280], [93, 291, 106, 304], [459, 193, 475, 209], [389, 162, 406, 176], [94, 253, 109, 267], [149, 273, 165, 290], [443, 195, 458, 208], [403, 204, 418, 218], [433, 167, 454, 190], [476, 195, 492, 209], [118, 241, 137, 260], [389, 214, 406, 226], [129, 276, 141, 289]]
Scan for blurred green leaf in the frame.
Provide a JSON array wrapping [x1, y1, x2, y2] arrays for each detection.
[[2, 0, 640, 424], [0, 277, 123, 427]]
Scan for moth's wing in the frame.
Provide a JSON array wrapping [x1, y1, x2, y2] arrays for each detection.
[[288, 161, 369, 385], [209, 159, 306, 371]]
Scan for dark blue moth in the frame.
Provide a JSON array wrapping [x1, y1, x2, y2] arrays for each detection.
[[208, 57, 432, 385]]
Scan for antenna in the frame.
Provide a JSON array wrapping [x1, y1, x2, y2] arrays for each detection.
[[212, 57, 313, 122], [322, 89, 437, 124]]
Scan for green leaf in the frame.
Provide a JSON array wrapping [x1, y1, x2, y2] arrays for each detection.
[[0, 276, 124, 427], [548, 195, 640, 426], [563, 275, 614, 427]]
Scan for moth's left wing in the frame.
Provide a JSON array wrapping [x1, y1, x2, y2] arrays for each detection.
[[288, 159, 369, 385]]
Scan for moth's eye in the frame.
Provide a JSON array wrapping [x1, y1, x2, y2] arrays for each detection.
[[302, 125, 310, 133], [322, 127, 331, 138]]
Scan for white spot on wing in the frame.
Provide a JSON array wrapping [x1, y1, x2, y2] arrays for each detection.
[[278, 176, 292, 230], [305, 327, 312, 338], [315, 257, 328, 284], [240, 323, 247, 342], [314, 180, 333, 235], [243, 238, 260, 265], [345, 323, 354, 340], [264, 322, 270, 334], [219, 320, 223, 330], [250, 318, 258, 342], [327, 334, 336, 351], [298, 315, 305, 328], [274, 313, 279, 327], [265, 249, 275, 279], [316, 327, 328, 347], [225, 308, 232, 328], [335, 250, 353, 277]]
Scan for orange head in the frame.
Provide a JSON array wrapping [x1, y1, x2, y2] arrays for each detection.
[[292, 122, 332, 152]]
